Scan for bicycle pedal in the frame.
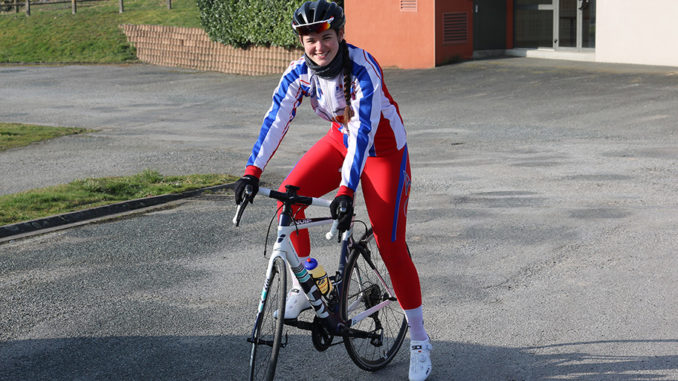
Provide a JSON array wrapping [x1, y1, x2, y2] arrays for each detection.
[[285, 318, 315, 331]]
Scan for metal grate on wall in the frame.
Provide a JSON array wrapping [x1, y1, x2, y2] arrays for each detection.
[[400, 0, 416, 12], [443, 12, 468, 44]]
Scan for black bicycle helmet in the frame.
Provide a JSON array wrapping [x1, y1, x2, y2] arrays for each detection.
[[292, 0, 345, 35]]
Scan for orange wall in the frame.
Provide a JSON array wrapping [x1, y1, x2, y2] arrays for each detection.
[[435, 0, 474, 65], [345, 0, 436, 69]]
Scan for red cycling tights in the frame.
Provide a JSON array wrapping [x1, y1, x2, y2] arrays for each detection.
[[278, 127, 421, 310]]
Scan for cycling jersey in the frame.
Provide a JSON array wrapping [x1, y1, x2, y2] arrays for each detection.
[[245, 44, 406, 196]]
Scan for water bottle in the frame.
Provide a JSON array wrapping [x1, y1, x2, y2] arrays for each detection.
[[304, 257, 333, 296]]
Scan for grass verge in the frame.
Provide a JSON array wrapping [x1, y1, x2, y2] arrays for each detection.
[[0, 169, 237, 225], [0, 0, 201, 63], [0, 122, 91, 151]]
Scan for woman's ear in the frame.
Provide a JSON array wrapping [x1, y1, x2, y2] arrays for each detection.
[[338, 28, 345, 42]]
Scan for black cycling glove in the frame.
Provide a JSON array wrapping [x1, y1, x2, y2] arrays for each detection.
[[330, 195, 354, 232], [234, 175, 259, 205]]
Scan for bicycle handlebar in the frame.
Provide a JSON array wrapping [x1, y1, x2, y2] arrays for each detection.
[[233, 187, 338, 240], [257, 187, 332, 208]]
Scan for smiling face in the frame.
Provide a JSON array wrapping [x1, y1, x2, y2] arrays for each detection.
[[300, 28, 344, 66]]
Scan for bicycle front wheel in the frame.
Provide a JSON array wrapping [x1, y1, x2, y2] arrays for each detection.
[[249, 256, 286, 381], [341, 228, 408, 371]]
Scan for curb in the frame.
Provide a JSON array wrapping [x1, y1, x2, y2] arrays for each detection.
[[0, 182, 235, 242]]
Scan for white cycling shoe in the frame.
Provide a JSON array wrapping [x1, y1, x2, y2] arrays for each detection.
[[273, 288, 311, 320], [409, 337, 432, 381]]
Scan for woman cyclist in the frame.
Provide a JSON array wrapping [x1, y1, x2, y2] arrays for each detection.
[[234, 1, 431, 379]]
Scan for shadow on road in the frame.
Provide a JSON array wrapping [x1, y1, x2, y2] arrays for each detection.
[[2, 336, 676, 380]]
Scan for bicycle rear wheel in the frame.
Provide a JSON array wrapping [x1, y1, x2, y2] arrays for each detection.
[[341, 228, 408, 371], [249, 256, 286, 381]]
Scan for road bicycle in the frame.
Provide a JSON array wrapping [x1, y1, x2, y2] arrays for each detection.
[[233, 185, 409, 381]]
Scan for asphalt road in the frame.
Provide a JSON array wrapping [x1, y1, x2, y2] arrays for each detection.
[[1, 58, 678, 380]]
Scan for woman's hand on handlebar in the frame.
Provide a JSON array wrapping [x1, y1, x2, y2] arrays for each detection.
[[330, 195, 353, 232], [233, 176, 258, 227], [234, 175, 259, 205]]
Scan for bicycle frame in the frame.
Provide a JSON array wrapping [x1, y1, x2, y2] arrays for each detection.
[[240, 186, 397, 338], [247, 187, 349, 337]]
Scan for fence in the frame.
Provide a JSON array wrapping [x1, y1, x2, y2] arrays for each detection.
[[120, 24, 304, 76], [1, 0, 166, 15]]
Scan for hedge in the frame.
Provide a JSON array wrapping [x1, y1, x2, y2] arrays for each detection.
[[197, 0, 343, 49]]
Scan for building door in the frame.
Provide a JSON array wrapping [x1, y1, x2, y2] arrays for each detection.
[[473, 0, 507, 50], [514, 0, 595, 49], [514, 0, 554, 48], [555, 0, 595, 49]]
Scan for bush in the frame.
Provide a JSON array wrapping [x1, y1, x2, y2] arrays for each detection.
[[197, 0, 343, 49]]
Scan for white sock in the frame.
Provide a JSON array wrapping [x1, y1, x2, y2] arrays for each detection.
[[404, 305, 429, 342]]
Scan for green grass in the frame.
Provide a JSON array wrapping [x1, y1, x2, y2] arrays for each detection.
[[0, 169, 237, 225], [0, 0, 201, 63], [0, 122, 91, 151]]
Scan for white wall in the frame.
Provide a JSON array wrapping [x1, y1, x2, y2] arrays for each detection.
[[597, 0, 678, 67]]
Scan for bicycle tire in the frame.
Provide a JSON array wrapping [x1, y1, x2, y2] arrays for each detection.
[[341, 228, 409, 371], [249, 256, 287, 381]]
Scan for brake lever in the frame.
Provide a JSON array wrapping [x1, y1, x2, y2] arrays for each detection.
[[233, 201, 247, 226], [326, 220, 340, 240], [232, 185, 253, 227]]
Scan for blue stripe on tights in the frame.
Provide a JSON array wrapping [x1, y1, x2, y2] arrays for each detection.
[[391, 145, 408, 242]]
